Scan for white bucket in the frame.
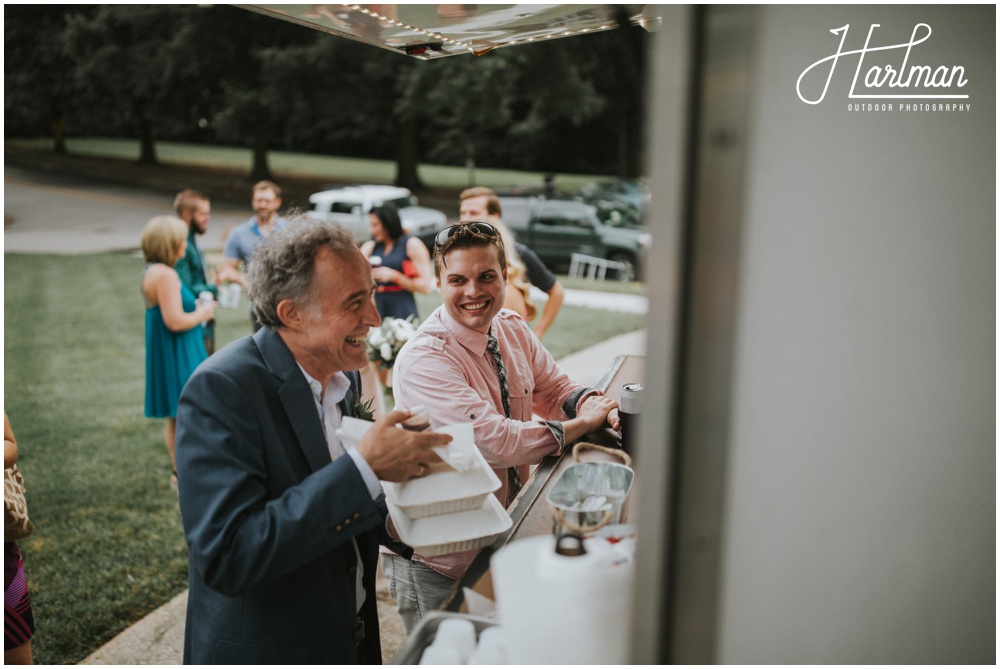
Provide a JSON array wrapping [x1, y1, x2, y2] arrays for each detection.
[[490, 534, 634, 665]]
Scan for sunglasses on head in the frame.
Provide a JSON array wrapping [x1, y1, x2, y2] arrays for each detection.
[[434, 221, 499, 248]]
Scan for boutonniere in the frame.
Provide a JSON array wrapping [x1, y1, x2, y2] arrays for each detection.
[[350, 395, 375, 422]]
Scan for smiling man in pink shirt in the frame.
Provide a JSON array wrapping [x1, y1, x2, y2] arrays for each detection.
[[388, 221, 620, 632]]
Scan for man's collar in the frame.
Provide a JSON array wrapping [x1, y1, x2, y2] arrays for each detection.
[[437, 305, 492, 355], [297, 364, 351, 405]]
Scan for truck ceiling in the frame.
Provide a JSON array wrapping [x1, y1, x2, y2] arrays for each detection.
[[240, 4, 661, 59]]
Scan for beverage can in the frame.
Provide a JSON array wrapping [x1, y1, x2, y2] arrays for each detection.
[[197, 291, 214, 325], [618, 383, 644, 455], [620, 383, 644, 414]]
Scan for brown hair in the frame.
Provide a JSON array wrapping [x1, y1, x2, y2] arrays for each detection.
[[459, 186, 502, 217], [433, 221, 507, 279], [172, 189, 208, 217], [252, 180, 282, 199]]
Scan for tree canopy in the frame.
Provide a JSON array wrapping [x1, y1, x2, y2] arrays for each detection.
[[5, 5, 650, 181]]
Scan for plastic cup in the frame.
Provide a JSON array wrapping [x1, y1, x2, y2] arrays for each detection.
[[419, 644, 462, 665], [433, 618, 477, 662]]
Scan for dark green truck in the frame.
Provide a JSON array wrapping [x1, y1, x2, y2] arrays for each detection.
[[498, 196, 651, 281]]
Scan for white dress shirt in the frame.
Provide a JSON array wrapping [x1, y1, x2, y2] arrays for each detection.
[[298, 366, 382, 612]]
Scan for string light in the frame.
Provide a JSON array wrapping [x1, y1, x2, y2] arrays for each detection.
[[344, 5, 637, 57]]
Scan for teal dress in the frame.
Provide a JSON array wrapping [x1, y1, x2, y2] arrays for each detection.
[[144, 265, 208, 418]]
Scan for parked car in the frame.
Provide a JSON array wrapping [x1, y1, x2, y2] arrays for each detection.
[[498, 196, 651, 281], [307, 185, 446, 243], [574, 179, 650, 229]]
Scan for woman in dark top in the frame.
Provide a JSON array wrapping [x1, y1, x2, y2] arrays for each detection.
[[360, 202, 432, 320]]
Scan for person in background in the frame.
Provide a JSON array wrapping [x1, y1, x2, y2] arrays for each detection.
[[360, 202, 434, 399], [140, 216, 216, 489], [387, 221, 619, 632], [360, 202, 433, 321], [175, 220, 451, 664], [4, 413, 34, 665], [172, 189, 218, 354], [459, 187, 565, 337], [217, 180, 288, 331]]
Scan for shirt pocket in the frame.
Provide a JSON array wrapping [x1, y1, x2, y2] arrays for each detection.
[[505, 356, 534, 420]]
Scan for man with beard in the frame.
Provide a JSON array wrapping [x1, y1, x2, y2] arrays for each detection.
[[218, 180, 288, 331], [173, 189, 218, 353]]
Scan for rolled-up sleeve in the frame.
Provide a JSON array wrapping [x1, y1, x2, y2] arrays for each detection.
[[393, 311, 585, 469]]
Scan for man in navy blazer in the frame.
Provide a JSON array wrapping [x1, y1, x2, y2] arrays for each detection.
[[175, 220, 449, 664]]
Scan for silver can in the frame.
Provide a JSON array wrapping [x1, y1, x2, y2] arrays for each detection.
[[620, 383, 644, 414]]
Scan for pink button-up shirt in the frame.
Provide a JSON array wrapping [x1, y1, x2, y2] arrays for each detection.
[[392, 307, 585, 579]]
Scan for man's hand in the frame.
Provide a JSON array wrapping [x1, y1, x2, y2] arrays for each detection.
[[216, 262, 249, 290], [578, 393, 620, 432], [562, 393, 620, 446], [356, 409, 451, 482]]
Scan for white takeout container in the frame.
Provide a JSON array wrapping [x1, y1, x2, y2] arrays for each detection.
[[383, 423, 500, 518], [387, 493, 512, 557], [340, 418, 502, 519]]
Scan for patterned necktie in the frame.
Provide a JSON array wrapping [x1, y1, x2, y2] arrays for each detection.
[[486, 334, 521, 499]]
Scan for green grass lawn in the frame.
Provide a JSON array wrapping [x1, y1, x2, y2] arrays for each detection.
[[3, 252, 644, 664], [7, 137, 608, 193]]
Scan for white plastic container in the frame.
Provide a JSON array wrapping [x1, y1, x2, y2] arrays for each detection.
[[355, 421, 501, 519], [390, 612, 499, 665], [386, 493, 512, 557], [218, 282, 241, 309]]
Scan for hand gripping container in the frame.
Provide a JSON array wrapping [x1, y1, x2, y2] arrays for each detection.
[[338, 418, 511, 557], [381, 423, 501, 519]]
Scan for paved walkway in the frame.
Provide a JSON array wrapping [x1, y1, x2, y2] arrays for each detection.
[[77, 329, 646, 664]]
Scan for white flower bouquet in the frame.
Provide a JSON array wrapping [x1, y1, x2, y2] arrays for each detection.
[[366, 316, 419, 369]]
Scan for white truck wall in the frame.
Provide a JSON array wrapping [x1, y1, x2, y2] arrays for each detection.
[[714, 6, 994, 663]]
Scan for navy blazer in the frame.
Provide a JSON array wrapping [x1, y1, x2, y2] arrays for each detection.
[[176, 326, 406, 664]]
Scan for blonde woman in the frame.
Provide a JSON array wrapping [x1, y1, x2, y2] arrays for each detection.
[[140, 216, 216, 487], [494, 224, 537, 322]]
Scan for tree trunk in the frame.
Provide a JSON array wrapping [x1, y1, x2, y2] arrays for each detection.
[[617, 107, 632, 179], [51, 117, 66, 155], [250, 125, 272, 182], [394, 114, 423, 190], [137, 113, 158, 165], [613, 7, 647, 179]]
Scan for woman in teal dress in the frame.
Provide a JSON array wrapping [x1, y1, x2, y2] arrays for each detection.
[[140, 216, 216, 487]]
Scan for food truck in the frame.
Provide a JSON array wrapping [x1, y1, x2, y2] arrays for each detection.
[[247, 4, 994, 663]]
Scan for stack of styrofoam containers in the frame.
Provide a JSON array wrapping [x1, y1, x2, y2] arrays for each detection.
[[339, 418, 512, 556]]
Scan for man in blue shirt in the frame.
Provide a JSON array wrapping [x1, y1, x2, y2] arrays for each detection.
[[173, 189, 218, 353], [218, 180, 289, 331]]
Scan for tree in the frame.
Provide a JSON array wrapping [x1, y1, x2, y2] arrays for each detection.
[[206, 7, 321, 181], [61, 5, 230, 165], [4, 6, 93, 152]]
